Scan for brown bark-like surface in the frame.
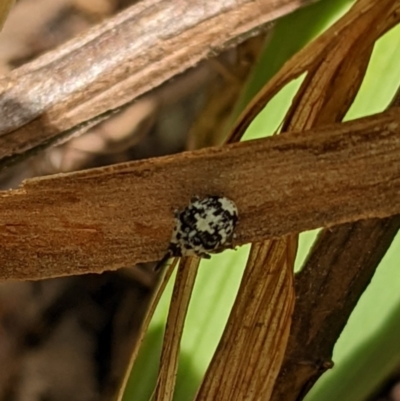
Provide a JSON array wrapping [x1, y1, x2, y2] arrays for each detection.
[[1, 108, 400, 281]]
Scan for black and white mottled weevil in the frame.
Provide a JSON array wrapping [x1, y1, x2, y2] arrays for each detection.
[[155, 195, 238, 270]]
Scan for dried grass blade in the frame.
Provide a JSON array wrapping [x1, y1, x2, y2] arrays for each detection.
[[195, 238, 295, 401], [115, 260, 178, 401], [152, 257, 200, 401]]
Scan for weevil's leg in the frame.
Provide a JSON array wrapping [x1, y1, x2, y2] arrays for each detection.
[[198, 252, 211, 259], [224, 232, 236, 249], [154, 252, 172, 272]]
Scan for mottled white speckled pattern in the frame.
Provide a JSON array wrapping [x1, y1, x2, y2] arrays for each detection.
[[168, 195, 238, 258]]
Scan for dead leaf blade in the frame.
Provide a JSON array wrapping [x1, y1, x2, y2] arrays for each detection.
[[195, 239, 295, 400], [153, 257, 200, 401], [1, 110, 400, 280], [115, 260, 178, 401]]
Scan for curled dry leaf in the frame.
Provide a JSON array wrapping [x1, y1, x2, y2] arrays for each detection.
[[282, 0, 399, 130]]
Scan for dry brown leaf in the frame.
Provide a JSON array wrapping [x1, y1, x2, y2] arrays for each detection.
[[195, 239, 295, 400], [114, 259, 177, 401], [153, 257, 200, 401], [283, 0, 398, 130], [0, 108, 400, 281]]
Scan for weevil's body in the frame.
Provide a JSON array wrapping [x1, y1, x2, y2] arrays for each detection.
[[155, 196, 238, 270]]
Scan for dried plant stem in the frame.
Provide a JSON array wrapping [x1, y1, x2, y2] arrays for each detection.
[[153, 258, 200, 401]]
